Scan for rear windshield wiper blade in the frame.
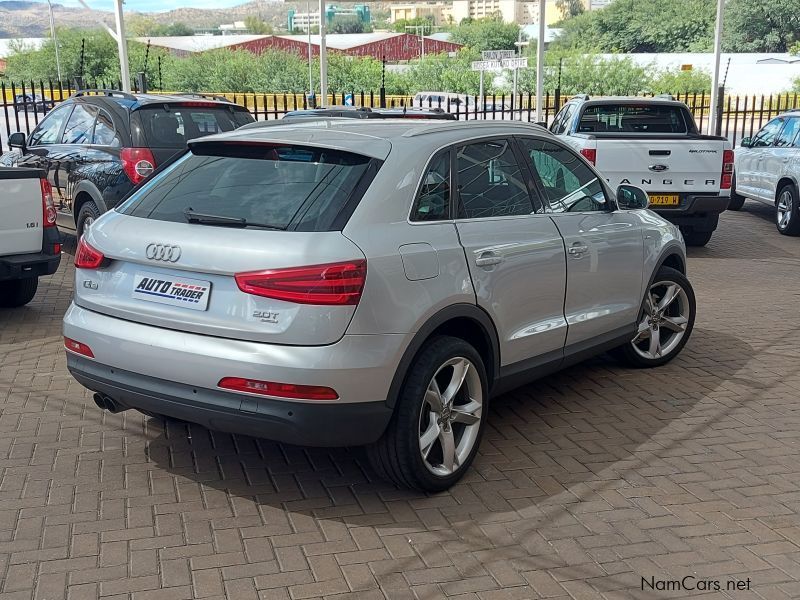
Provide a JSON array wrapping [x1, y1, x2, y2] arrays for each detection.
[[183, 209, 284, 230]]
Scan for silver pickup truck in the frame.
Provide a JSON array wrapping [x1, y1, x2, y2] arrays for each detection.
[[0, 167, 61, 307]]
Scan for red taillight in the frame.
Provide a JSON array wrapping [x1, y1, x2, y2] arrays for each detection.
[[235, 260, 367, 306], [64, 337, 94, 358], [41, 179, 57, 227], [218, 377, 338, 400], [721, 149, 734, 190], [53, 243, 61, 254], [580, 148, 597, 165], [120, 148, 156, 185], [74, 238, 105, 269]]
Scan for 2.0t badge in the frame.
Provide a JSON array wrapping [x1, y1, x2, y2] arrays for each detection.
[[145, 243, 181, 263]]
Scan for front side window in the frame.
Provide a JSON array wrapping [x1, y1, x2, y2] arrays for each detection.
[[456, 140, 533, 219], [519, 138, 608, 213], [775, 117, 800, 148], [28, 103, 72, 146], [411, 152, 450, 222], [752, 118, 784, 148], [62, 103, 98, 144]]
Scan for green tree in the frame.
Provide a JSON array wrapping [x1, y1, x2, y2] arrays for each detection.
[[555, 0, 585, 20], [449, 16, 520, 53], [392, 16, 435, 35], [552, 0, 715, 53], [723, 0, 800, 52], [405, 49, 482, 94], [330, 16, 365, 34], [650, 67, 711, 94], [244, 16, 273, 35]]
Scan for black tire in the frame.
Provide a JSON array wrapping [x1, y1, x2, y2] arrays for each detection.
[[368, 335, 489, 492], [0, 278, 39, 308], [728, 192, 746, 211], [680, 228, 713, 247], [76, 201, 100, 239], [775, 183, 800, 236], [611, 266, 696, 369]]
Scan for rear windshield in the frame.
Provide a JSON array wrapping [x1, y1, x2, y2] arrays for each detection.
[[118, 143, 377, 232], [578, 104, 689, 134], [134, 105, 254, 148]]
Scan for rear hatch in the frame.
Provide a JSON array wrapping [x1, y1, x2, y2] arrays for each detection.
[[0, 167, 44, 257], [580, 103, 727, 202], [131, 102, 254, 165], [73, 139, 384, 346]]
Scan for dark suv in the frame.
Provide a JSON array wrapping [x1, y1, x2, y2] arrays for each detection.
[[1, 90, 254, 237]]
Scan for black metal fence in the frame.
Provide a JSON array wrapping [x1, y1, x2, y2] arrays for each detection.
[[2, 79, 800, 153]]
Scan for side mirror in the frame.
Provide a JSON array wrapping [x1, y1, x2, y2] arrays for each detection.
[[740, 137, 752, 148], [8, 132, 26, 151], [617, 184, 650, 210]]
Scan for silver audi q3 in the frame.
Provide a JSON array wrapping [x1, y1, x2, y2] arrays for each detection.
[[64, 119, 695, 491]]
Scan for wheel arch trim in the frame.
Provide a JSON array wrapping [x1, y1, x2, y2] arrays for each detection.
[[385, 303, 501, 410], [72, 181, 108, 223]]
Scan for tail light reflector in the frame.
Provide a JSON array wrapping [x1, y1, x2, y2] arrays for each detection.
[[580, 148, 597, 165], [721, 149, 734, 190], [235, 260, 367, 306], [64, 337, 95, 358], [74, 238, 106, 269], [41, 178, 57, 227], [120, 148, 156, 185], [218, 377, 338, 400]]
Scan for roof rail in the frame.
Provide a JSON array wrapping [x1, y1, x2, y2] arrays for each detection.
[[655, 93, 675, 100], [572, 93, 590, 101], [71, 89, 137, 101], [175, 92, 233, 103], [402, 120, 545, 138]]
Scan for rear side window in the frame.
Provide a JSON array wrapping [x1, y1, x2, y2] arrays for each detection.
[[62, 103, 98, 144], [134, 106, 254, 148], [91, 109, 121, 146], [579, 104, 689, 134], [775, 118, 800, 148], [118, 144, 378, 232], [411, 152, 450, 221]]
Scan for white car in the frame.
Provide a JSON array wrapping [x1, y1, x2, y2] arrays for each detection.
[[732, 110, 800, 235]]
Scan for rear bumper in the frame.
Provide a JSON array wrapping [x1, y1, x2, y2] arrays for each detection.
[[652, 194, 730, 229], [68, 354, 393, 446], [0, 250, 60, 281], [63, 302, 406, 446]]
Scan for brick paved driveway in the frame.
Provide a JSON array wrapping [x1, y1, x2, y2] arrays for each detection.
[[2, 201, 800, 600]]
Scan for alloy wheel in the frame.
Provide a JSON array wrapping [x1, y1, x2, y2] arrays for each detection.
[[418, 357, 483, 477], [777, 189, 793, 230], [631, 280, 691, 361]]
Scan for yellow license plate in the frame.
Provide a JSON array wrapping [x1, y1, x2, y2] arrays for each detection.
[[649, 194, 680, 206]]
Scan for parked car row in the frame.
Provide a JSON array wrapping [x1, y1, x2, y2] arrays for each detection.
[[6, 88, 795, 491]]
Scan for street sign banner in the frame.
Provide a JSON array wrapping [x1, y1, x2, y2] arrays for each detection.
[[501, 57, 529, 69], [471, 60, 502, 71], [482, 50, 515, 61]]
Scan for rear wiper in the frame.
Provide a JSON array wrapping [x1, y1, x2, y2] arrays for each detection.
[[183, 209, 284, 230]]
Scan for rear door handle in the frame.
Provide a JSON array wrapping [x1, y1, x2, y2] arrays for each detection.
[[568, 243, 589, 257], [475, 251, 503, 267]]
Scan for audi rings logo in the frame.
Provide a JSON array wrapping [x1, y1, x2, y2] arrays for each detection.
[[145, 243, 182, 263]]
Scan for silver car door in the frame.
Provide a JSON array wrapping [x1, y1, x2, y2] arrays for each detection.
[[453, 138, 568, 368], [518, 137, 644, 350]]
